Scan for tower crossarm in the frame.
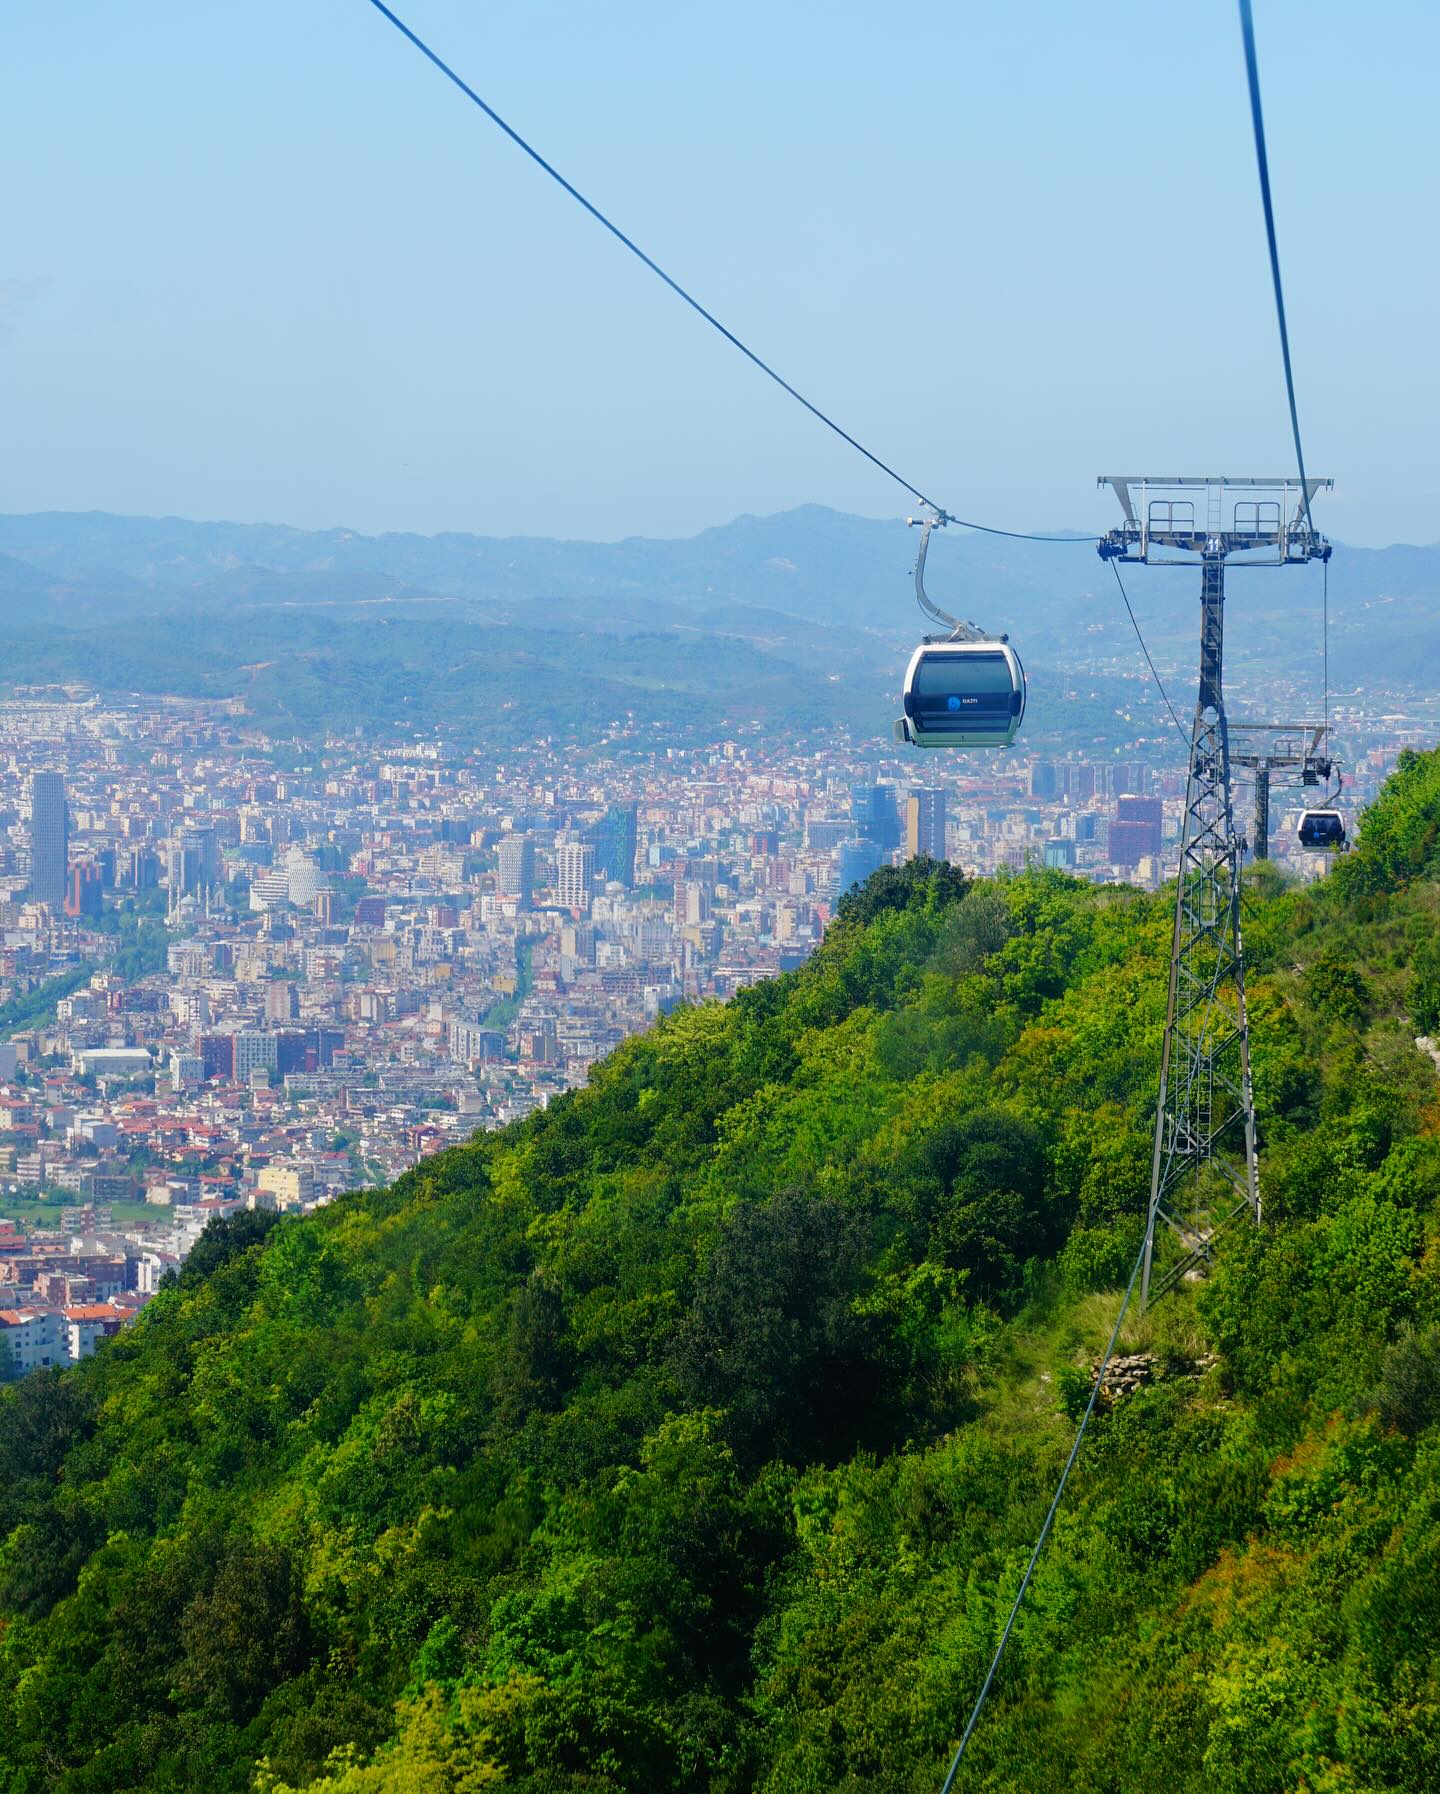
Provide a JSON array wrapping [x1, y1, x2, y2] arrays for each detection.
[[1096, 474, 1332, 567]]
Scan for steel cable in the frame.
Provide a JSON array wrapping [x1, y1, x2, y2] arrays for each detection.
[[936, 1225, 1148, 1793], [937, 12, 1317, 1784], [1238, 0, 1318, 542], [1240, 2, 1338, 799], [1109, 560, 1190, 751], [362, 0, 1097, 544]]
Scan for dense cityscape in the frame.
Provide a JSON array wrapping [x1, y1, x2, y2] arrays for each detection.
[[0, 682, 1427, 1377]]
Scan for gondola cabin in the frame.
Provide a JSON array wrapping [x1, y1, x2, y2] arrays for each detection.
[[895, 640, 1026, 749], [1297, 807, 1346, 851]]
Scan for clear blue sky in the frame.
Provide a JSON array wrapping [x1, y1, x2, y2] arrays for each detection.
[[3, 1, 1435, 545]]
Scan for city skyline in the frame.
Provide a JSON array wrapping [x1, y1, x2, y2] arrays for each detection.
[[0, 688, 1417, 1252]]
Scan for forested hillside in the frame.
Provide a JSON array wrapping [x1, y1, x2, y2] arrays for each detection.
[[6, 750, 1440, 1793]]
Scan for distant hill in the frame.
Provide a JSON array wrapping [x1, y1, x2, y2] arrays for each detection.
[[0, 505, 1081, 631], [0, 605, 1160, 755], [6, 503, 1440, 667], [4, 505, 1439, 739]]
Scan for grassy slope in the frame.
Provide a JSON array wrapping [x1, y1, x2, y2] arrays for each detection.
[[3, 759, 1440, 1792]]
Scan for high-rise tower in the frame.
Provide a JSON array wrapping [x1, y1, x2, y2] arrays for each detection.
[[584, 804, 639, 889], [497, 834, 536, 910], [850, 783, 901, 854], [556, 841, 595, 914], [29, 772, 68, 908], [904, 788, 947, 862]]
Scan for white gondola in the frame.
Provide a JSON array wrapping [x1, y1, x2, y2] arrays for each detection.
[[895, 639, 1027, 749], [893, 511, 1027, 751], [1297, 807, 1345, 851]]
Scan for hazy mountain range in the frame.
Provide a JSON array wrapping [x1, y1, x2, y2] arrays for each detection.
[[1, 505, 1436, 743]]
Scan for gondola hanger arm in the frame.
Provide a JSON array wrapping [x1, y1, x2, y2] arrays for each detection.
[[907, 513, 1002, 643]]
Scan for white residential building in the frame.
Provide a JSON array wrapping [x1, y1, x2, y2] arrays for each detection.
[[557, 842, 595, 914], [0, 1308, 65, 1376]]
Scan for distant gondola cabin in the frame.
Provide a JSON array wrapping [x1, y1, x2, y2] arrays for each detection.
[[1297, 807, 1346, 851]]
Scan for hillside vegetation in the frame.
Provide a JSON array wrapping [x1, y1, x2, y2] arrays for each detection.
[[6, 751, 1440, 1792]]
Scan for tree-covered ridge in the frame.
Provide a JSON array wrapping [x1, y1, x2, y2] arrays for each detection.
[[3, 755, 1440, 1793]]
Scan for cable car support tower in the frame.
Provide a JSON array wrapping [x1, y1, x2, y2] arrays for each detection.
[[1231, 719, 1334, 860], [1099, 476, 1331, 1305]]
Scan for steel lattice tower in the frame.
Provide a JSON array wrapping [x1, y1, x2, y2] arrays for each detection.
[[1098, 477, 1331, 1305]]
